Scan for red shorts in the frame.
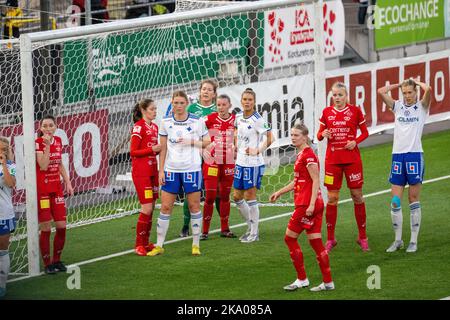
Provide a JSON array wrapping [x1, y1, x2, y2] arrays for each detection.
[[324, 160, 364, 190], [202, 163, 235, 192], [38, 189, 66, 223], [132, 175, 159, 204], [288, 202, 324, 234]]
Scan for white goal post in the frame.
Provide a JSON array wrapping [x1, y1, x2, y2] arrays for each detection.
[[16, 0, 326, 277]]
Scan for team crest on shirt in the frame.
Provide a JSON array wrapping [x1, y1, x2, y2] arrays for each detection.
[[133, 126, 142, 133], [345, 110, 353, 117], [176, 130, 183, 137]]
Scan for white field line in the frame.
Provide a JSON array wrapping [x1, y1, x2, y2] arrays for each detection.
[[8, 174, 450, 285]]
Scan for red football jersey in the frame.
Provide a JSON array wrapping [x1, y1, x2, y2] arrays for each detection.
[[294, 147, 322, 207], [319, 104, 366, 164], [130, 119, 158, 177], [205, 112, 235, 165], [35, 135, 63, 193]]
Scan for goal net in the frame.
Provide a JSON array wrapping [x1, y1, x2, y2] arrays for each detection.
[[6, 0, 338, 276]]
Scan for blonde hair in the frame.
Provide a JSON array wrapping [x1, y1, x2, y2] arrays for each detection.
[[401, 79, 418, 91], [292, 123, 312, 146], [172, 90, 189, 103], [0, 136, 13, 161], [200, 79, 218, 93], [331, 81, 348, 95]]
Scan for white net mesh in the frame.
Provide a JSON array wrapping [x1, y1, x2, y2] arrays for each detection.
[[4, 0, 329, 275]]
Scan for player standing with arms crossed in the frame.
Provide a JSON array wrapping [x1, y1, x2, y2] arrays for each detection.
[[201, 94, 236, 239], [179, 80, 219, 238], [0, 137, 16, 297], [270, 124, 334, 292], [234, 88, 274, 243], [147, 91, 210, 256], [317, 82, 369, 252], [130, 99, 161, 256], [378, 78, 431, 253], [36, 115, 74, 274]]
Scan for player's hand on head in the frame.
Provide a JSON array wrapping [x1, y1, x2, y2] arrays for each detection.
[[344, 140, 357, 150]]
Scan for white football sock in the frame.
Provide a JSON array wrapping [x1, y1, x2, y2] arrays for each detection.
[[235, 199, 251, 229], [0, 250, 10, 289], [156, 213, 171, 248], [391, 206, 403, 241], [409, 202, 421, 244], [190, 211, 202, 247], [248, 200, 260, 236]]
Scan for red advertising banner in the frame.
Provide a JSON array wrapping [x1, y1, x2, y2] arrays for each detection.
[[326, 50, 450, 131], [0, 109, 109, 203]]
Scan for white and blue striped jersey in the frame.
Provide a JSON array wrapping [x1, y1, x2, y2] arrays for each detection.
[[235, 111, 271, 167], [0, 160, 15, 220], [159, 113, 208, 172], [392, 100, 427, 154]]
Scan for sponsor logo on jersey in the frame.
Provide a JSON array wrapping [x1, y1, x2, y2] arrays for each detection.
[[344, 116, 351, 121], [327, 116, 336, 121], [224, 167, 234, 175], [332, 121, 347, 126], [398, 116, 419, 123]]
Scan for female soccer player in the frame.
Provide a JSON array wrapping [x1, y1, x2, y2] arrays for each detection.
[[147, 90, 210, 256], [36, 115, 74, 274], [201, 94, 236, 239], [317, 82, 369, 252], [0, 137, 16, 297], [377, 78, 431, 253], [179, 80, 219, 238], [130, 99, 161, 256], [233, 88, 274, 243], [270, 124, 334, 292]]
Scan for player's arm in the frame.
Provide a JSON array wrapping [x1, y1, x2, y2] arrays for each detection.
[[36, 139, 51, 171], [0, 155, 15, 188], [269, 181, 295, 203], [415, 80, 432, 109], [316, 122, 331, 141], [130, 134, 159, 157], [377, 83, 399, 111], [158, 135, 167, 185], [345, 118, 369, 150], [306, 163, 320, 216], [59, 163, 74, 196]]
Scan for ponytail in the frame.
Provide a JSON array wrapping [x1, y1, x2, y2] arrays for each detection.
[[132, 98, 154, 123], [292, 122, 312, 146]]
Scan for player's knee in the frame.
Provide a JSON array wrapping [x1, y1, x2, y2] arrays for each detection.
[[284, 234, 296, 245], [39, 222, 51, 232], [188, 202, 200, 213], [160, 203, 173, 214], [391, 195, 401, 209], [408, 194, 420, 203], [204, 192, 216, 205], [327, 194, 339, 205]]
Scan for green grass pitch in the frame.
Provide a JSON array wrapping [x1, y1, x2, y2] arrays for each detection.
[[5, 130, 450, 300]]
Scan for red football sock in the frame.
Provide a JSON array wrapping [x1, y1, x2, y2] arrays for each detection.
[[326, 204, 338, 241], [354, 202, 367, 239], [39, 230, 51, 267], [145, 212, 153, 246], [53, 228, 66, 263], [136, 212, 151, 248], [309, 238, 332, 283], [284, 235, 307, 281], [203, 190, 215, 234], [219, 187, 231, 232]]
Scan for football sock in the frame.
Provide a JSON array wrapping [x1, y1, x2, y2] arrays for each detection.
[[0, 250, 10, 290], [409, 202, 421, 243], [215, 196, 221, 215], [136, 212, 152, 247], [326, 204, 337, 241], [191, 212, 203, 247], [39, 230, 51, 267], [284, 235, 307, 281], [156, 213, 171, 247], [354, 202, 367, 239], [183, 199, 190, 228], [235, 199, 251, 229], [219, 198, 231, 232], [203, 191, 216, 234], [309, 238, 332, 283], [391, 206, 403, 241], [248, 200, 259, 236], [52, 228, 66, 263]]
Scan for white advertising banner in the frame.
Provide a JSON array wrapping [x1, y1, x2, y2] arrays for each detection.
[[264, 0, 345, 69]]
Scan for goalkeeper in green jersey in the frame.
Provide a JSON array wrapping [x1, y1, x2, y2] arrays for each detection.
[[179, 80, 219, 237]]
